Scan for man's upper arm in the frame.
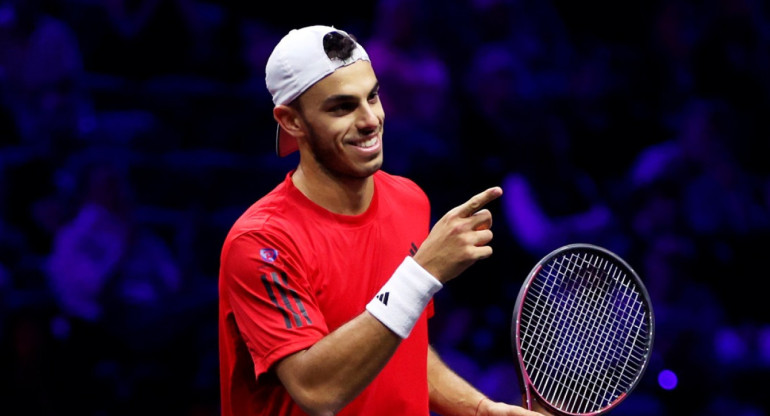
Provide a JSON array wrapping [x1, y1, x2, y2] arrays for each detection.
[[223, 231, 328, 375]]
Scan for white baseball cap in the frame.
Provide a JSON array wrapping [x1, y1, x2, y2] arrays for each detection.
[[265, 25, 370, 157]]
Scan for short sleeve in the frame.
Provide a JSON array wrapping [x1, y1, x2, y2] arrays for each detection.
[[222, 231, 328, 376]]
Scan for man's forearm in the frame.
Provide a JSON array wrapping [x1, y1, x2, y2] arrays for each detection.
[[427, 345, 487, 416], [274, 311, 401, 416]]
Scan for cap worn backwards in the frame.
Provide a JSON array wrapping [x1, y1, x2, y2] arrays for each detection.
[[265, 25, 370, 157]]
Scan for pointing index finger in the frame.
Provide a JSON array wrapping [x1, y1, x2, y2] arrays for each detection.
[[458, 187, 503, 218]]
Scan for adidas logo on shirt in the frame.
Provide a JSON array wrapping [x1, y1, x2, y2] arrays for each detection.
[[375, 291, 389, 305]]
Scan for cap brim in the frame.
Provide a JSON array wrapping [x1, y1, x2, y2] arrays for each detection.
[[276, 124, 298, 157]]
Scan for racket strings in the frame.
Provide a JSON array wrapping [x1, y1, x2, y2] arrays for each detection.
[[554, 255, 616, 411], [554, 254, 643, 410], [519, 250, 652, 414], [523, 254, 615, 411]]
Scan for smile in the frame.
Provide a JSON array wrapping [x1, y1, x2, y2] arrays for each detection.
[[356, 137, 378, 148]]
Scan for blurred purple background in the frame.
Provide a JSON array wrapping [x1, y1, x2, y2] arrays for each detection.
[[1, 0, 769, 415]]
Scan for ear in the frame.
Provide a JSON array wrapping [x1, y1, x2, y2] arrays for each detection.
[[273, 105, 305, 139]]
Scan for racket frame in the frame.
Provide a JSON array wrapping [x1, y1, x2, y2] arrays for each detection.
[[511, 243, 655, 416]]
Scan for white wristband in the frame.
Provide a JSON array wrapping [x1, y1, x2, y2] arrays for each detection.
[[366, 256, 443, 338]]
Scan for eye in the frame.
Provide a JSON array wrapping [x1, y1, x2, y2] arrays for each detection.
[[368, 89, 380, 103], [330, 102, 357, 114]]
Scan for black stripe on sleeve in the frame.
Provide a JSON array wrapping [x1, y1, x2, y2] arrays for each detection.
[[278, 272, 313, 325], [261, 274, 293, 328], [270, 272, 303, 328]]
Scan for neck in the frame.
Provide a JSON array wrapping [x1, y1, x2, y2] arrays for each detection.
[[291, 165, 374, 216]]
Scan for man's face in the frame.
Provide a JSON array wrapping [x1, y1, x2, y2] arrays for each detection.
[[296, 60, 385, 179]]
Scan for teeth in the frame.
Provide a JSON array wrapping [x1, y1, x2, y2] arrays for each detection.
[[358, 137, 377, 148]]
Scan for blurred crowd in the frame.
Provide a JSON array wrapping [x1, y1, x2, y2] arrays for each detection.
[[1, 0, 769, 415]]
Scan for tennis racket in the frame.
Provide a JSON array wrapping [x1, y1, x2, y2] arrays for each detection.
[[511, 243, 654, 415]]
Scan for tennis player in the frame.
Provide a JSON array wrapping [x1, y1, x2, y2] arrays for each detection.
[[218, 24, 546, 416]]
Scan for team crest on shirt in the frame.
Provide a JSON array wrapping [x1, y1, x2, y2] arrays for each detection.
[[260, 248, 278, 262]]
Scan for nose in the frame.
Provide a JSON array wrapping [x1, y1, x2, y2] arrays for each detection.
[[357, 101, 381, 133]]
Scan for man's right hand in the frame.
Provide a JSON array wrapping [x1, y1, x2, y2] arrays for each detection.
[[413, 186, 503, 283]]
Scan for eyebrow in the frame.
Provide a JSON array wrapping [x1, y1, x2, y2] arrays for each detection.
[[322, 81, 380, 106]]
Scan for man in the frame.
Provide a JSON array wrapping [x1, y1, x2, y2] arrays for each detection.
[[218, 24, 545, 416]]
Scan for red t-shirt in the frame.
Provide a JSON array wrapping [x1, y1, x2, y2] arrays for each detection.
[[219, 170, 434, 415]]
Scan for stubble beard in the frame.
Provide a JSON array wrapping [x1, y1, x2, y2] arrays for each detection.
[[306, 123, 383, 182]]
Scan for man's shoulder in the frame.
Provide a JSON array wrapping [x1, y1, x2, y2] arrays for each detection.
[[374, 170, 426, 197]]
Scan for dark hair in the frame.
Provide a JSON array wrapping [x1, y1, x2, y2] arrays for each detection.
[[323, 31, 358, 61]]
